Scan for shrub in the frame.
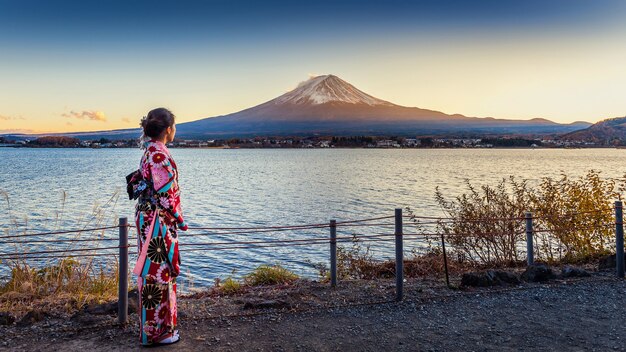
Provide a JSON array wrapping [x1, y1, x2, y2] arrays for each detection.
[[243, 265, 298, 286], [215, 276, 243, 295], [428, 170, 622, 266], [321, 236, 456, 280], [529, 170, 617, 261], [333, 236, 406, 279], [433, 177, 530, 265]]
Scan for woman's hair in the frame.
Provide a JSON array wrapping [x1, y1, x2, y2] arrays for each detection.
[[140, 108, 175, 145]]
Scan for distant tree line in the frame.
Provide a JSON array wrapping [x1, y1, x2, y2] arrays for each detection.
[[331, 136, 376, 146], [480, 138, 541, 147], [29, 136, 81, 147]]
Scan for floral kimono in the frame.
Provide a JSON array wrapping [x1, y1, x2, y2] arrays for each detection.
[[133, 140, 187, 345]]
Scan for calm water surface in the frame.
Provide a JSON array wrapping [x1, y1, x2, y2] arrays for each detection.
[[1, 148, 625, 286]]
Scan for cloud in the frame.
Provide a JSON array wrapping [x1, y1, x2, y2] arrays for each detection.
[[121, 117, 131, 123], [62, 110, 107, 122], [0, 114, 25, 121], [0, 128, 37, 134]]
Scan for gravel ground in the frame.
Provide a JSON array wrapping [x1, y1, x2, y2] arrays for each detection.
[[1, 273, 625, 351]]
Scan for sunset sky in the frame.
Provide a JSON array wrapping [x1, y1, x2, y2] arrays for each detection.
[[1, 0, 626, 133]]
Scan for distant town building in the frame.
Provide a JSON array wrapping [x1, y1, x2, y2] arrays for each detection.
[[403, 138, 419, 147]]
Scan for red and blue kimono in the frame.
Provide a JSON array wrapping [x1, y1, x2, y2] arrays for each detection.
[[133, 140, 187, 345]]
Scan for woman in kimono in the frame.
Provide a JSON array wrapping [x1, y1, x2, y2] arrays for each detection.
[[133, 107, 187, 346]]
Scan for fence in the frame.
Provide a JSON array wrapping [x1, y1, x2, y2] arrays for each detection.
[[1, 202, 625, 325]]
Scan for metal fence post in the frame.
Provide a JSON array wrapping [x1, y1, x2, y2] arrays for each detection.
[[118, 217, 129, 324], [525, 212, 534, 266], [395, 208, 403, 302], [330, 219, 337, 287], [615, 201, 624, 278], [440, 234, 450, 288]]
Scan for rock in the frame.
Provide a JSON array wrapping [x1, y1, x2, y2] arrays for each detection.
[[128, 288, 139, 314], [242, 299, 291, 310], [70, 312, 100, 325], [461, 272, 492, 287], [461, 270, 520, 287], [85, 301, 117, 315], [0, 312, 15, 326], [83, 289, 140, 316], [17, 310, 46, 327], [492, 271, 521, 284], [598, 254, 626, 271], [561, 266, 591, 278], [521, 264, 555, 282]]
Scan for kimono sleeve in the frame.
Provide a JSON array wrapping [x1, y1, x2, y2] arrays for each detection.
[[148, 153, 187, 230]]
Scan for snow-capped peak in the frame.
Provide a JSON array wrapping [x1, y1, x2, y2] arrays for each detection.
[[273, 75, 394, 106]]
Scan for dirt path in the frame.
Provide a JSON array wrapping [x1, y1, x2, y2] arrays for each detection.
[[2, 275, 625, 351]]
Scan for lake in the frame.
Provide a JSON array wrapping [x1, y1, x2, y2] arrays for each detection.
[[1, 147, 625, 286]]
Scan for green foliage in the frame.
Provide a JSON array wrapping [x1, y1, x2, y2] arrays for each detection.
[[243, 264, 298, 286]]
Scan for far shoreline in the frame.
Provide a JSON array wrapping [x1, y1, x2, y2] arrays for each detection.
[[0, 145, 619, 150]]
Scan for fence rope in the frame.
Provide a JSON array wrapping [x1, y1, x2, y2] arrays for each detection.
[[180, 233, 403, 247], [0, 245, 130, 259], [0, 251, 138, 261], [187, 225, 330, 236], [0, 236, 136, 245], [0, 206, 618, 260], [186, 215, 396, 232], [180, 236, 400, 252], [0, 225, 127, 240], [188, 223, 330, 231]]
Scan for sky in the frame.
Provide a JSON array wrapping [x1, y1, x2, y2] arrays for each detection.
[[1, 0, 626, 133]]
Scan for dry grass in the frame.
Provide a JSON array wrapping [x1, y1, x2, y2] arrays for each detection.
[[215, 277, 243, 295], [0, 258, 120, 316], [0, 190, 124, 317]]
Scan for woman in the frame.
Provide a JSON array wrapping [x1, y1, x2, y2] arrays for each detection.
[[133, 107, 187, 346]]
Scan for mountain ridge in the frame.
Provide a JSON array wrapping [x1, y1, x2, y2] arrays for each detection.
[[561, 116, 626, 143], [175, 74, 589, 137], [1, 74, 593, 139]]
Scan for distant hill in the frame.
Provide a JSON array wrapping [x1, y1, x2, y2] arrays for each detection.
[[2, 75, 592, 140], [561, 116, 626, 144]]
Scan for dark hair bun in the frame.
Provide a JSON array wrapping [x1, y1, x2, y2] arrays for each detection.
[[141, 108, 175, 139]]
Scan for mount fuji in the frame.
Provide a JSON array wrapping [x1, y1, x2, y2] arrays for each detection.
[[16, 75, 589, 140], [174, 74, 588, 137]]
